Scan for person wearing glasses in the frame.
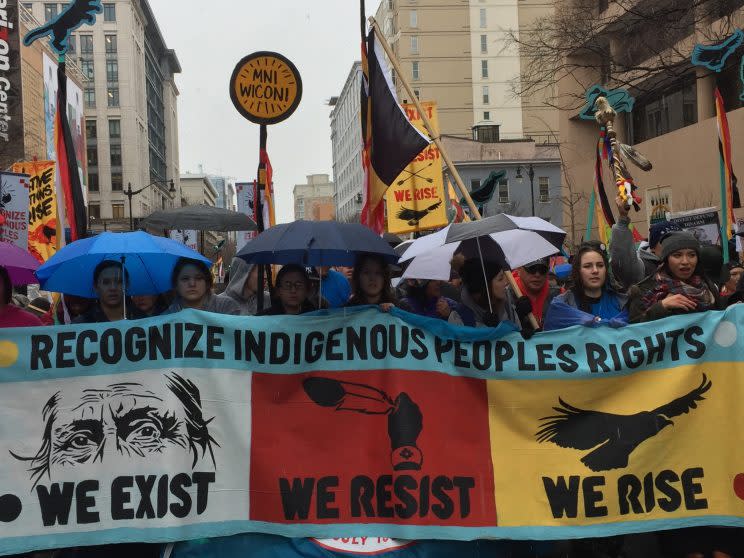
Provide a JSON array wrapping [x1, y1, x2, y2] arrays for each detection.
[[259, 264, 317, 316], [544, 242, 628, 330], [164, 257, 240, 315], [513, 257, 560, 328]]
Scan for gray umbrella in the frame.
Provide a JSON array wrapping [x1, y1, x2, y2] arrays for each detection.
[[141, 204, 257, 232]]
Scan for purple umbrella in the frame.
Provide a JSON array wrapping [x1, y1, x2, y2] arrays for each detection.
[[0, 242, 40, 285]]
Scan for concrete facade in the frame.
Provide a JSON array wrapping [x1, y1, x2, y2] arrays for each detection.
[[329, 62, 364, 223], [293, 174, 335, 221], [556, 2, 744, 247], [441, 136, 563, 225], [24, 0, 182, 232], [374, 0, 558, 141]]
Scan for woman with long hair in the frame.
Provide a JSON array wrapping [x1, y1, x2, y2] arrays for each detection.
[[628, 233, 722, 323], [164, 257, 240, 315], [346, 254, 397, 308], [544, 242, 627, 330]]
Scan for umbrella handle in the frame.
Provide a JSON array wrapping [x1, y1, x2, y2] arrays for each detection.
[[505, 272, 539, 330]]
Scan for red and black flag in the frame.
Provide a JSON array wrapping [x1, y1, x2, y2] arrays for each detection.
[[55, 60, 87, 240], [360, 17, 429, 233], [715, 87, 741, 226]]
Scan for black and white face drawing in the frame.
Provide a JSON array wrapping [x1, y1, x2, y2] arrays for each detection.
[[11, 373, 218, 487]]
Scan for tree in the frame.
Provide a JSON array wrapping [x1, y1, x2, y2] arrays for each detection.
[[509, 0, 742, 111]]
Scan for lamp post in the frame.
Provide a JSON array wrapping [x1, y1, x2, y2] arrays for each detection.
[[516, 164, 536, 217], [124, 179, 176, 231]]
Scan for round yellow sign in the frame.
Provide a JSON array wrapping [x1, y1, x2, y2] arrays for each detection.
[[229, 51, 302, 125]]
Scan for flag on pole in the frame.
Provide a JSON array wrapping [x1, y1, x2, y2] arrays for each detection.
[[259, 148, 275, 229], [55, 60, 87, 240], [447, 177, 470, 223], [360, 26, 430, 233], [715, 87, 741, 228]]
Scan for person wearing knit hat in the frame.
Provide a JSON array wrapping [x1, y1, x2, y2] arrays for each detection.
[[628, 232, 722, 322], [609, 196, 683, 289]]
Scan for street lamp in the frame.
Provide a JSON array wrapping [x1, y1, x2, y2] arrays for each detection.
[[124, 179, 176, 231], [516, 164, 536, 216]]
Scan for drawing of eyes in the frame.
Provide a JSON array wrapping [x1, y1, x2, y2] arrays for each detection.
[[125, 419, 162, 444], [60, 429, 99, 452]]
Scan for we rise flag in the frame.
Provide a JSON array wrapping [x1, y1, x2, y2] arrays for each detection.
[[0, 307, 744, 554]]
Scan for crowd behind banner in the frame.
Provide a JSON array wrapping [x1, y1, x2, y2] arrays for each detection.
[[2, 198, 744, 558]]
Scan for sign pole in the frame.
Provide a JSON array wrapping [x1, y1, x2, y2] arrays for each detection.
[[256, 124, 268, 312]]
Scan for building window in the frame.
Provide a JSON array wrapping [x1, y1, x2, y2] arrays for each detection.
[[410, 10, 417, 28], [80, 35, 93, 54], [539, 177, 550, 202], [483, 111, 490, 120], [108, 119, 120, 139], [105, 34, 117, 54], [480, 34, 487, 53], [111, 173, 123, 191], [110, 144, 122, 167], [470, 179, 481, 190], [630, 77, 697, 144], [498, 179, 509, 203], [88, 172, 99, 192], [80, 58, 94, 80], [85, 120, 97, 139], [481, 60, 488, 78], [84, 87, 95, 108], [67, 35, 76, 54], [479, 8, 487, 28], [598, 0, 608, 12], [482, 85, 489, 104], [22, 2, 32, 10], [387, 0, 393, 8], [107, 87, 120, 107], [410, 35, 419, 54], [44, 3, 58, 22], [103, 3, 116, 21], [88, 203, 100, 219], [106, 59, 118, 82], [87, 146, 98, 166], [412, 61, 420, 80], [112, 203, 124, 219]]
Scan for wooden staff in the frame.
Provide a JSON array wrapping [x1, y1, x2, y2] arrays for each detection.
[[369, 17, 539, 330], [594, 97, 639, 211]]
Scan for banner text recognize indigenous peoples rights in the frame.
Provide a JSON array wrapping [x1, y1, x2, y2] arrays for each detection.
[[1, 307, 743, 555]]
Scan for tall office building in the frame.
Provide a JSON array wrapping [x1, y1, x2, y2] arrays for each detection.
[[374, 0, 558, 142], [329, 62, 364, 222], [23, 0, 182, 232]]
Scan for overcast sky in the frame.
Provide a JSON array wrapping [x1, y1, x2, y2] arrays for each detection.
[[147, 0, 377, 223]]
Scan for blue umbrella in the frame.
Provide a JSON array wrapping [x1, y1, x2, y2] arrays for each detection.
[[236, 221, 398, 266], [35, 231, 212, 297]]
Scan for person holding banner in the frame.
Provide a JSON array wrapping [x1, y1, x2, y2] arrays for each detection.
[[543, 242, 628, 330], [722, 261, 744, 295], [74, 261, 144, 323], [0, 266, 43, 328], [165, 258, 240, 316], [131, 294, 168, 317], [258, 264, 317, 316], [346, 254, 398, 309], [628, 233, 723, 323]]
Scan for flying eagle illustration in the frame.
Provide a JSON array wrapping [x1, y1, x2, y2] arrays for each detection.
[[396, 200, 442, 226], [535, 374, 712, 472]]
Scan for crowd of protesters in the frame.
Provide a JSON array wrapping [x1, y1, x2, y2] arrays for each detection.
[[2, 197, 744, 558]]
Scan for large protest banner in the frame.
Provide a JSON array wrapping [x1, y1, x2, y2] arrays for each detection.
[[11, 161, 59, 263], [0, 307, 743, 554]]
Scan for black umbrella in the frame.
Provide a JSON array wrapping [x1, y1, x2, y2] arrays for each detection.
[[141, 204, 257, 232]]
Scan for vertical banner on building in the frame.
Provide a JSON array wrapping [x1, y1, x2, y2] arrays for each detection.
[[11, 161, 58, 263], [385, 101, 447, 235], [236, 181, 257, 251], [0, 0, 24, 169], [169, 229, 199, 252], [0, 171, 30, 249]]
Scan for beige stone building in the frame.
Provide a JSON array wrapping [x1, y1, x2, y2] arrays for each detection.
[[294, 174, 335, 221], [23, 0, 182, 232], [555, 2, 744, 246], [374, 0, 558, 142]]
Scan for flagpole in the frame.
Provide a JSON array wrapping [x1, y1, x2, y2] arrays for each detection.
[[719, 152, 730, 263], [368, 17, 481, 220], [368, 17, 538, 330], [256, 124, 268, 312], [586, 190, 596, 242]]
